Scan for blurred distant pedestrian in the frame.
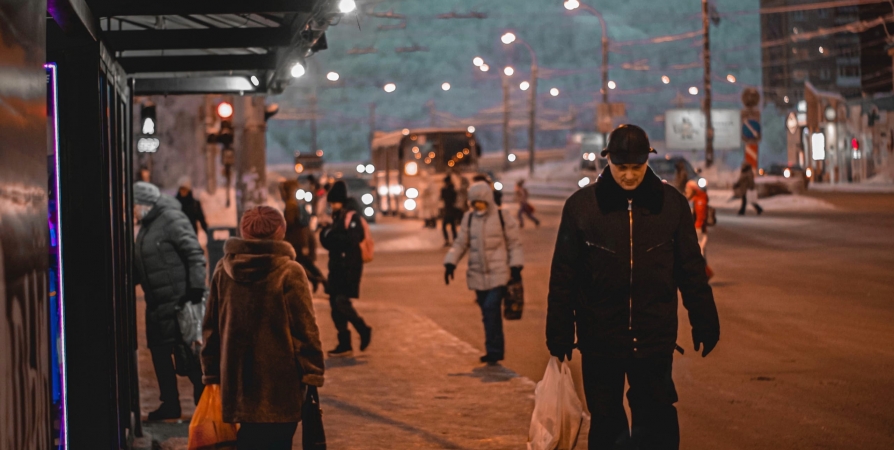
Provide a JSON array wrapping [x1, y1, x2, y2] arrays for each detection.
[[734, 163, 763, 216], [444, 182, 524, 364], [440, 177, 459, 246], [175, 176, 209, 236], [456, 176, 471, 213], [547, 125, 719, 449], [673, 160, 689, 193], [281, 180, 326, 293], [685, 179, 713, 280], [320, 181, 372, 357], [202, 206, 324, 449], [133, 181, 206, 421], [515, 179, 540, 228], [423, 177, 440, 228]]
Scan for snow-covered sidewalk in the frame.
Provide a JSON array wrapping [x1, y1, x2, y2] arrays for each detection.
[[708, 189, 837, 212]]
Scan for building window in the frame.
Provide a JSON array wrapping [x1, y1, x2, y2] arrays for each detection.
[[819, 68, 832, 80], [838, 66, 860, 78], [816, 9, 829, 19], [792, 11, 805, 21]]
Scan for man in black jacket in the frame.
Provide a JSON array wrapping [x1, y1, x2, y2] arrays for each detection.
[[175, 177, 209, 236], [547, 125, 720, 449]]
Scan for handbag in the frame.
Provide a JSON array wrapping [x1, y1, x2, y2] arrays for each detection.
[[302, 386, 326, 450], [503, 279, 524, 320]]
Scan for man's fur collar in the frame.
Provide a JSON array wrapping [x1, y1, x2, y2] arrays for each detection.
[[594, 165, 665, 215]]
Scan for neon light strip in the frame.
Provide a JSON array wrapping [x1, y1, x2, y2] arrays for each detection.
[[45, 62, 68, 450]]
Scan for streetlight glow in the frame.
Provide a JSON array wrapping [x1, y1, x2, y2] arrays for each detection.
[[442, 82, 451, 91], [661, 75, 670, 84], [607, 80, 616, 90], [327, 71, 340, 81], [508, 153, 517, 162], [250, 75, 260, 86], [467, 126, 476, 133], [519, 81, 530, 91], [504, 66, 515, 76], [564, 0, 581, 10], [384, 83, 396, 93], [290, 62, 306, 78], [689, 86, 699, 95], [501, 32, 517, 45], [338, 0, 356, 13], [727, 74, 736, 83], [473, 56, 484, 67], [479, 64, 490, 72], [550, 88, 560, 96]]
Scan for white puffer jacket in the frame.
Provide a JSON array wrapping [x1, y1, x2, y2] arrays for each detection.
[[444, 182, 524, 291]]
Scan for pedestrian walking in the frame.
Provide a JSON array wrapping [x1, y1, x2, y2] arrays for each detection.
[[133, 181, 206, 420], [281, 180, 326, 293], [175, 176, 209, 236], [423, 176, 440, 228], [685, 179, 714, 280], [734, 162, 763, 216], [456, 176, 471, 213], [319, 181, 372, 357], [440, 176, 460, 246], [672, 160, 689, 193], [546, 124, 720, 449], [201, 206, 325, 450], [515, 179, 540, 228], [444, 181, 524, 364]]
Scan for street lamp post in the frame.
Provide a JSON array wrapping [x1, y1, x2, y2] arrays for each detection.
[[503, 69, 512, 171], [565, 0, 609, 141], [502, 32, 539, 175]]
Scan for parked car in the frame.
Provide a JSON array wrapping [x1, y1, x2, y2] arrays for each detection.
[[648, 156, 706, 192], [758, 163, 811, 195]]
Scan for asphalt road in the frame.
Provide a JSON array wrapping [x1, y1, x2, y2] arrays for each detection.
[[347, 191, 894, 449]]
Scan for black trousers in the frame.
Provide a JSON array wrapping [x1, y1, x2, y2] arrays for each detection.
[[581, 354, 679, 450], [237, 422, 298, 450], [442, 216, 457, 242], [329, 294, 368, 347], [150, 344, 204, 406]]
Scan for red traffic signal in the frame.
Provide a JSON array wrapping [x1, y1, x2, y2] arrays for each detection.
[[217, 102, 234, 119], [851, 137, 859, 150]]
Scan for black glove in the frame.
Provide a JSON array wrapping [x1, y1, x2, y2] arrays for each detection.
[[510, 266, 523, 283], [549, 345, 573, 363], [186, 287, 206, 305], [444, 264, 456, 285], [692, 330, 718, 358]]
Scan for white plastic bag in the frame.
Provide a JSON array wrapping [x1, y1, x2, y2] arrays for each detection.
[[528, 357, 587, 450], [177, 300, 205, 346]]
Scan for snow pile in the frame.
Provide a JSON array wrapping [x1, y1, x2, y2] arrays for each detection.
[[708, 189, 837, 212]]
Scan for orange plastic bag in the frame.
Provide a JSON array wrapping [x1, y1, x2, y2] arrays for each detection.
[[188, 385, 238, 450]]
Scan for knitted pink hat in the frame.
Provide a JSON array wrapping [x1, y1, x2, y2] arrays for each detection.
[[240, 206, 286, 241]]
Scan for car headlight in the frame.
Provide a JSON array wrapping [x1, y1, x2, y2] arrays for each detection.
[[296, 189, 306, 200], [404, 161, 418, 176], [697, 178, 707, 188], [364, 207, 375, 217], [377, 185, 388, 196], [783, 168, 791, 178], [404, 199, 417, 211], [494, 181, 503, 191], [304, 192, 313, 202], [361, 193, 374, 205], [406, 188, 419, 199]]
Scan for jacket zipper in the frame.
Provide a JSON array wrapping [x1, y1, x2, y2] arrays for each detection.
[[585, 241, 616, 254], [646, 239, 674, 252], [628, 199, 634, 332]]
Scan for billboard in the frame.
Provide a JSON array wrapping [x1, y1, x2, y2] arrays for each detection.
[[665, 109, 741, 150]]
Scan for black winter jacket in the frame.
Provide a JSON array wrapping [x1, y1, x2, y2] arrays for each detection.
[[546, 166, 719, 358], [319, 206, 365, 299], [135, 195, 207, 348], [175, 190, 209, 235]]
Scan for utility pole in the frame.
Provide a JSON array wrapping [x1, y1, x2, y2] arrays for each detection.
[[601, 28, 609, 144], [702, 0, 714, 167], [529, 64, 538, 175], [368, 103, 376, 150], [309, 91, 318, 154], [503, 76, 511, 171]]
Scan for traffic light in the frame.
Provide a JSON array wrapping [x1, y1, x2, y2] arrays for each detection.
[[851, 138, 859, 151], [217, 101, 234, 147], [141, 103, 156, 135]]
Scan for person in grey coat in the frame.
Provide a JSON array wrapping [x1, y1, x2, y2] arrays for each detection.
[[444, 182, 524, 364], [133, 182, 207, 420]]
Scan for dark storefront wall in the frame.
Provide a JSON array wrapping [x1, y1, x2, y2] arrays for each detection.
[[0, 0, 52, 448]]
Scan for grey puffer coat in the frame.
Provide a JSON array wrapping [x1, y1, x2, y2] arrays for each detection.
[[135, 195, 206, 348], [444, 182, 524, 291]]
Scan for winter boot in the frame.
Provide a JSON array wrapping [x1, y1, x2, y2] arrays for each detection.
[[327, 344, 353, 358], [755, 204, 764, 215], [359, 326, 372, 352], [147, 402, 181, 421]]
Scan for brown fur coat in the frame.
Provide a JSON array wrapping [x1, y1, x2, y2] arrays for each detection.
[[201, 238, 324, 423]]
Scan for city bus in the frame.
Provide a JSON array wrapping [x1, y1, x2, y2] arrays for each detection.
[[370, 127, 480, 217]]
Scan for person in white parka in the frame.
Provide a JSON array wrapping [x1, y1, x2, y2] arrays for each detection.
[[444, 181, 524, 364]]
